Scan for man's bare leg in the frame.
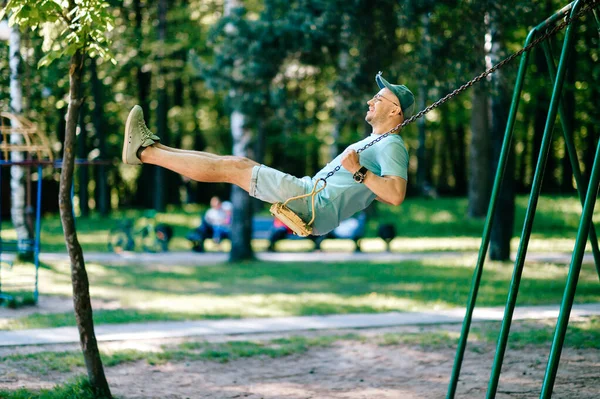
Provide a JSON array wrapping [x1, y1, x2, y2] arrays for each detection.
[[139, 144, 258, 193], [123, 105, 257, 192], [153, 143, 220, 159]]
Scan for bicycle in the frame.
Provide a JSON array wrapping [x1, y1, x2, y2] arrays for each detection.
[[107, 212, 173, 253]]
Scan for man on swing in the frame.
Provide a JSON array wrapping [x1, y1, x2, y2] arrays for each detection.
[[122, 73, 413, 236]]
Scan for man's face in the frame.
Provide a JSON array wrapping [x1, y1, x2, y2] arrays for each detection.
[[365, 88, 401, 125]]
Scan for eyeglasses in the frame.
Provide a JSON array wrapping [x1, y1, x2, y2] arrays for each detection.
[[371, 93, 402, 112]]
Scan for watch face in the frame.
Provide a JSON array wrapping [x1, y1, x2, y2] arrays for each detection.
[[353, 172, 364, 183]]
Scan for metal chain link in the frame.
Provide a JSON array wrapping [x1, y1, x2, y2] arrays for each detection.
[[322, 0, 599, 182]]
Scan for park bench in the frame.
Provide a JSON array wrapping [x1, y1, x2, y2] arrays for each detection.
[[187, 214, 395, 252]]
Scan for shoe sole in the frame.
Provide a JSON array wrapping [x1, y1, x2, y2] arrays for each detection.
[[122, 106, 139, 164]]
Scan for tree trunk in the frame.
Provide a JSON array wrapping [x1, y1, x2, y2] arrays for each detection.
[[225, 0, 254, 262], [90, 57, 109, 216], [77, 102, 89, 217], [467, 81, 491, 217], [9, 22, 32, 256], [416, 13, 430, 195], [560, 55, 575, 192], [453, 125, 468, 195], [229, 110, 254, 262], [61, 49, 111, 398], [133, 0, 154, 209], [154, 0, 168, 212], [330, 15, 350, 162], [488, 8, 515, 261]]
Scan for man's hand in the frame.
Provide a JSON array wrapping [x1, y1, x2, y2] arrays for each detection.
[[341, 149, 361, 174]]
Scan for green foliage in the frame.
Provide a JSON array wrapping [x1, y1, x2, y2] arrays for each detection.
[[0, 0, 597, 210], [1, 0, 115, 67]]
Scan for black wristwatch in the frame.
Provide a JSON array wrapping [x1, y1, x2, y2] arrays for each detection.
[[353, 166, 369, 183]]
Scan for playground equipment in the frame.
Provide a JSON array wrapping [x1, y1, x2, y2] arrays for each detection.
[[446, 1, 600, 398], [0, 112, 52, 306]]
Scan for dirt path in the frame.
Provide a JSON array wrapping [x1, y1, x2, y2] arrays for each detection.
[[1, 325, 598, 399]]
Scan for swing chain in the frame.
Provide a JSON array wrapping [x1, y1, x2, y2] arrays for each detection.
[[321, 0, 599, 183]]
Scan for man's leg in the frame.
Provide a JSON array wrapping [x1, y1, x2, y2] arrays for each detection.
[[123, 105, 258, 193], [140, 145, 258, 193], [153, 143, 220, 159]]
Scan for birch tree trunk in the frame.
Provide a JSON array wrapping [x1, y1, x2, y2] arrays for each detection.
[[154, 0, 168, 212], [225, 0, 254, 262], [229, 110, 254, 261], [61, 48, 112, 398], [9, 23, 31, 256]]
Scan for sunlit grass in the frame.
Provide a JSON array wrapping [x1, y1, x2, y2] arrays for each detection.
[[1, 334, 359, 380], [3, 256, 598, 330], [0, 376, 101, 399], [471, 316, 600, 349]]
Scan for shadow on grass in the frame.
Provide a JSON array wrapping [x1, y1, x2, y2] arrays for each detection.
[[95, 260, 599, 308]]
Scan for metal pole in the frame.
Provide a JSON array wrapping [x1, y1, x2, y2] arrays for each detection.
[[0, 164, 3, 299], [486, 1, 583, 397], [445, 27, 535, 399], [541, 41, 600, 280], [540, 126, 600, 398], [33, 164, 42, 304]]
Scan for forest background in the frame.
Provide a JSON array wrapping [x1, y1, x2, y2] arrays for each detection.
[[1, 0, 599, 259]]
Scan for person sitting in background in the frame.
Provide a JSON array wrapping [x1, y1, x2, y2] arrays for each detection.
[[186, 196, 232, 252], [266, 218, 294, 252]]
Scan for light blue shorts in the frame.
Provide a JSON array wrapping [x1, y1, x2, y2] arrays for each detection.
[[249, 165, 314, 222]]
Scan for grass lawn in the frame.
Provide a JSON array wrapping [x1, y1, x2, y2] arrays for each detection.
[[1, 195, 598, 253], [2, 255, 598, 330], [1, 195, 598, 330]]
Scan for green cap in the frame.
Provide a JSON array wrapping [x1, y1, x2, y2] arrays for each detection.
[[375, 71, 415, 119]]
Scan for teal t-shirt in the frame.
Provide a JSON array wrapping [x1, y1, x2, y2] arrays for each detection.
[[309, 133, 409, 235]]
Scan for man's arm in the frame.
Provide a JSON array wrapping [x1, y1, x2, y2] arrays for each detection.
[[341, 149, 407, 206], [365, 174, 406, 206]]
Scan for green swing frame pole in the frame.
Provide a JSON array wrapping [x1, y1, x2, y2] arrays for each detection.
[[540, 6, 600, 396], [445, 27, 535, 399], [541, 40, 600, 279], [539, 120, 600, 398], [446, 4, 582, 396], [486, 2, 583, 397]]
